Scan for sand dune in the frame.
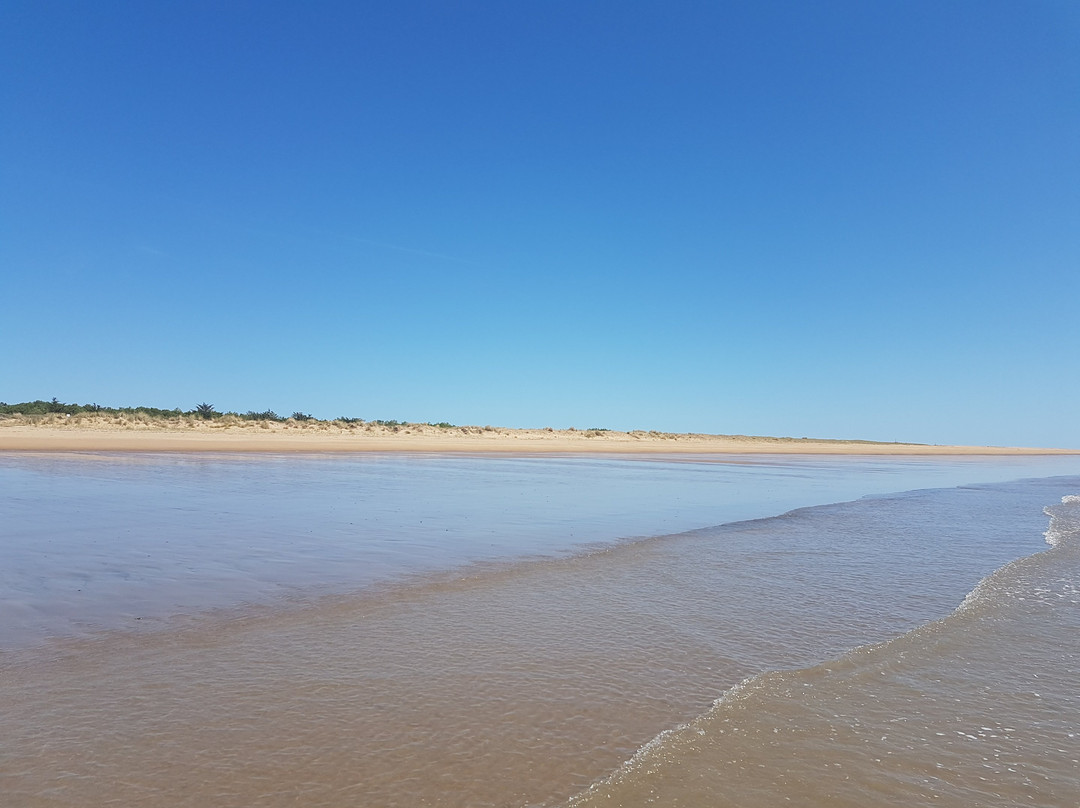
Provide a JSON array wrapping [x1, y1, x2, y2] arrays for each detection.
[[0, 413, 1072, 454]]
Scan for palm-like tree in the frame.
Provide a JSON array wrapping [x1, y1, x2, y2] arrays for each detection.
[[195, 402, 217, 419]]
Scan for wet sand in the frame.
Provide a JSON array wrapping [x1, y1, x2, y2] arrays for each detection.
[[0, 421, 1074, 454]]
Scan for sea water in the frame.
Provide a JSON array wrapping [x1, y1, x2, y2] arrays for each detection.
[[567, 487, 1080, 808], [1, 452, 1078, 806]]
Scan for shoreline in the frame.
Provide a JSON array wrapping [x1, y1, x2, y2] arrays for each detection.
[[1, 422, 1075, 455]]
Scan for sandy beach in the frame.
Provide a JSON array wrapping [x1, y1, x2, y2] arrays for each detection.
[[0, 414, 1074, 454]]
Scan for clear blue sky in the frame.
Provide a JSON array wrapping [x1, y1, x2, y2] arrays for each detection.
[[2, 1, 1077, 447]]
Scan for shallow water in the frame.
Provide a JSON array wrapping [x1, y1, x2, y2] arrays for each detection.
[[568, 491, 1080, 808], [1, 453, 1078, 806], [3, 452, 1077, 648]]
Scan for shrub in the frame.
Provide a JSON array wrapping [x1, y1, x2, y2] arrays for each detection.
[[0, 398, 80, 416], [291, 412, 313, 421], [0, 400, 190, 418], [241, 410, 283, 421]]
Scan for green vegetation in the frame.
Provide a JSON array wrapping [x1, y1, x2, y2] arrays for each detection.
[[0, 398, 184, 418], [0, 399, 448, 431], [240, 410, 284, 421], [0, 398, 282, 422]]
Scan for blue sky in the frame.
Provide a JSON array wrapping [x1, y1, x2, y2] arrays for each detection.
[[2, 1, 1078, 447]]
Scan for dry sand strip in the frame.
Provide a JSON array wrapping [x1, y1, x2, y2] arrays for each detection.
[[0, 422, 1075, 455]]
